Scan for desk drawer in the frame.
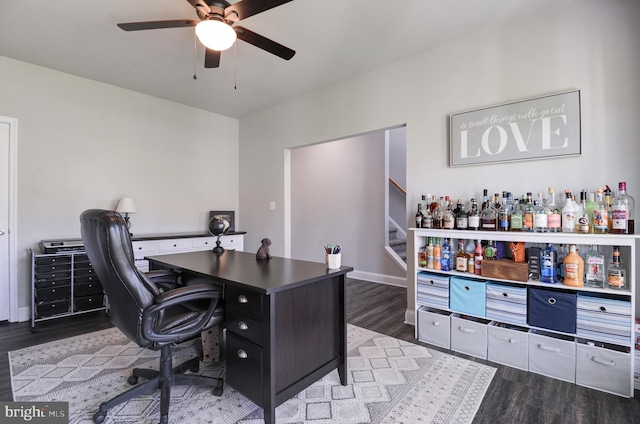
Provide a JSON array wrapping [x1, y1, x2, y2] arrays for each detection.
[[226, 310, 263, 346], [36, 285, 71, 302], [191, 237, 217, 250], [35, 256, 72, 266], [226, 286, 263, 319], [226, 332, 263, 406]]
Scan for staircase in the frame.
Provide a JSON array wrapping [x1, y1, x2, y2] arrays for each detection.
[[388, 227, 407, 262]]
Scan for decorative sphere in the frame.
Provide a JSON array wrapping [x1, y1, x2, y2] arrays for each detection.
[[208, 217, 230, 237]]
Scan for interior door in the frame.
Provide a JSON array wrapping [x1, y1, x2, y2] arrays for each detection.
[[0, 121, 10, 321]]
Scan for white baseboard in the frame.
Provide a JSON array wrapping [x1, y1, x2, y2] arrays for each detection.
[[405, 309, 416, 326], [348, 270, 407, 287], [17, 306, 31, 323]]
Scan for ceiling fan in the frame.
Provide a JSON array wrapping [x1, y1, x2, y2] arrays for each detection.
[[117, 0, 296, 69]]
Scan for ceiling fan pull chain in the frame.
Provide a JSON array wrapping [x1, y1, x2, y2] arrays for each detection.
[[193, 30, 198, 80], [234, 41, 237, 90]]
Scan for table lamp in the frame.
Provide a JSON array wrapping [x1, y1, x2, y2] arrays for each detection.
[[116, 197, 137, 232]]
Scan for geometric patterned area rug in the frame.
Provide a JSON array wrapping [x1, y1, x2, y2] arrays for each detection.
[[9, 324, 495, 424]]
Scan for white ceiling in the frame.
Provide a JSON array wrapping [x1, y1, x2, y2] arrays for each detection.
[[0, 0, 581, 118]]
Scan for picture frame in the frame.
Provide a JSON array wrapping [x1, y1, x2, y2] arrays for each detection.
[[209, 210, 235, 233], [449, 90, 581, 167]]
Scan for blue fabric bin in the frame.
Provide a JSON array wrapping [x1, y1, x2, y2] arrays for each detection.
[[449, 276, 486, 317], [528, 287, 576, 334]]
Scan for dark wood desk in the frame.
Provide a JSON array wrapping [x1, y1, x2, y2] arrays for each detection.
[[145, 250, 353, 424]]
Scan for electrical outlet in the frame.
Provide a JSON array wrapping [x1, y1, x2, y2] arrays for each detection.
[[269, 201, 276, 210]]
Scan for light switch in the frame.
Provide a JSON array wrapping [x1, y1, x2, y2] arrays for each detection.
[[269, 201, 276, 210]]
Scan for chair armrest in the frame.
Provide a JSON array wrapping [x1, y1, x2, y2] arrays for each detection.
[[146, 269, 180, 292], [142, 284, 222, 343]]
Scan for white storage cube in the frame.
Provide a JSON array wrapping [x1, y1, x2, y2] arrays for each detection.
[[417, 306, 451, 349], [450, 313, 489, 359], [487, 322, 529, 371], [575, 340, 632, 397], [528, 329, 576, 383]]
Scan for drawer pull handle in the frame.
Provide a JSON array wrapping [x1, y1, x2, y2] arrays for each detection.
[[537, 344, 561, 353], [431, 321, 440, 326], [238, 295, 248, 304], [599, 306, 607, 312], [238, 321, 249, 330], [237, 349, 248, 359], [458, 326, 476, 334], [464, 286, 470, 291], [502, 292, 508, 297], [590, 356, 615, 367], [547, 297, 556, 305], [495, 335, 519, 344]]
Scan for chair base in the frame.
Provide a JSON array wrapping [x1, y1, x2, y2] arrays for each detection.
[[92, 345, 223, 424]]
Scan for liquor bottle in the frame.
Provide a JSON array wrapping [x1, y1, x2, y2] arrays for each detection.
[[455, 239, 468, 272], [584, 245, 605, 288], [611, 181, 635, 234], [556, 244, 567, 282], [510, 198, 523, 232], [606, 246, 625, 289], [480, 200, 498, 231], [534, 193, 548, 232], [483, 240, 497, 261], [432, 197, 444, 229], [426, 237, 435, 269], [604, 186, 613, 232], [433, 238, 442, 270], [442, 197, 455, 230], [481, 189, 490, 211], [546, 187, 561, 232], [441, 238, 452, 271], [586, 192, 597, 230], [540, 243, 558, 284], [453, 199, 463, 218], [561, 190, 577, 233], [498, 192, 513, 231], [468, 198, 480, 230], [415, 203, 423, 228], [522, 192, 534, 232], [417, 245, 427, 267], [465, 239, 476, 273], [593, 188, 609, 234], [474, 240, 483, 275], [419, 194, 429, 217], [429, 194, 439, 213], [455, 201, 468, 230], [421, 206, 433, 229], [575, 190, 591, 234], [563, 244, 584, 287]]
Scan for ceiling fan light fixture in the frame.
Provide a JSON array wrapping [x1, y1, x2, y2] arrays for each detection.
[[195, 19, 237, 51]]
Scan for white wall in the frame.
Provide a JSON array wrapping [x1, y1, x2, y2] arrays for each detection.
[[238, 0, 640, 320], [0, 56, 239, 318], [290, 132, 404, 279]]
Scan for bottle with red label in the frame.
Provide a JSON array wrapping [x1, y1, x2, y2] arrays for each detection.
[[611, 182, 635, 234]]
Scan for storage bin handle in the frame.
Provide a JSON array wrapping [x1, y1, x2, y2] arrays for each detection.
[[537, 344, 561, 352], [458, 326, 476, 334], [547, 297, 556, 305], [465, 286, 470, 291], [431, 321, 441, 326], [590, 356, 615, 367], [599, 306, 607, 312], [494, 334, 519, 344]]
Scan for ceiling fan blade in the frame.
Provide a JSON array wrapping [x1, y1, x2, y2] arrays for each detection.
[[235, 26, 295, 60], [204, 48, 221, 68], [117, 20, 198, 31], [225, 0, 293, 21]]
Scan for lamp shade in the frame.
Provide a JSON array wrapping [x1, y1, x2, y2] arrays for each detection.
[[116, 197, 137, 214], [195, 20, 237, 51]]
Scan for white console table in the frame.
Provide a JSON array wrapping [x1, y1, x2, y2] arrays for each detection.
[[131, 232, 245, 272]]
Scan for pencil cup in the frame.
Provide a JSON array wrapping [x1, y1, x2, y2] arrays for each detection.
[[326, 253, 342, 270]]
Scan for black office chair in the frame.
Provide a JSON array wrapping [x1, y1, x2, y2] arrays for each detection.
[[80, 209, 224, 424]]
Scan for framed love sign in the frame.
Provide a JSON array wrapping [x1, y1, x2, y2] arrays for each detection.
[[449, 90, 581, 167]]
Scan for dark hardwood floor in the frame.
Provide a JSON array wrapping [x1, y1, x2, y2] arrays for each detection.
[[2, 278, 639, 423]]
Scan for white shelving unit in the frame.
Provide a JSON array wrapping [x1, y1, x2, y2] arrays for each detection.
[[411, 228, 639, 398]]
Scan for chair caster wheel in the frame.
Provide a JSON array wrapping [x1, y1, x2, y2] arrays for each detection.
[[93, 411, 106, 424], [127, 375, 139, 385], [213, 386, 223, 396]]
